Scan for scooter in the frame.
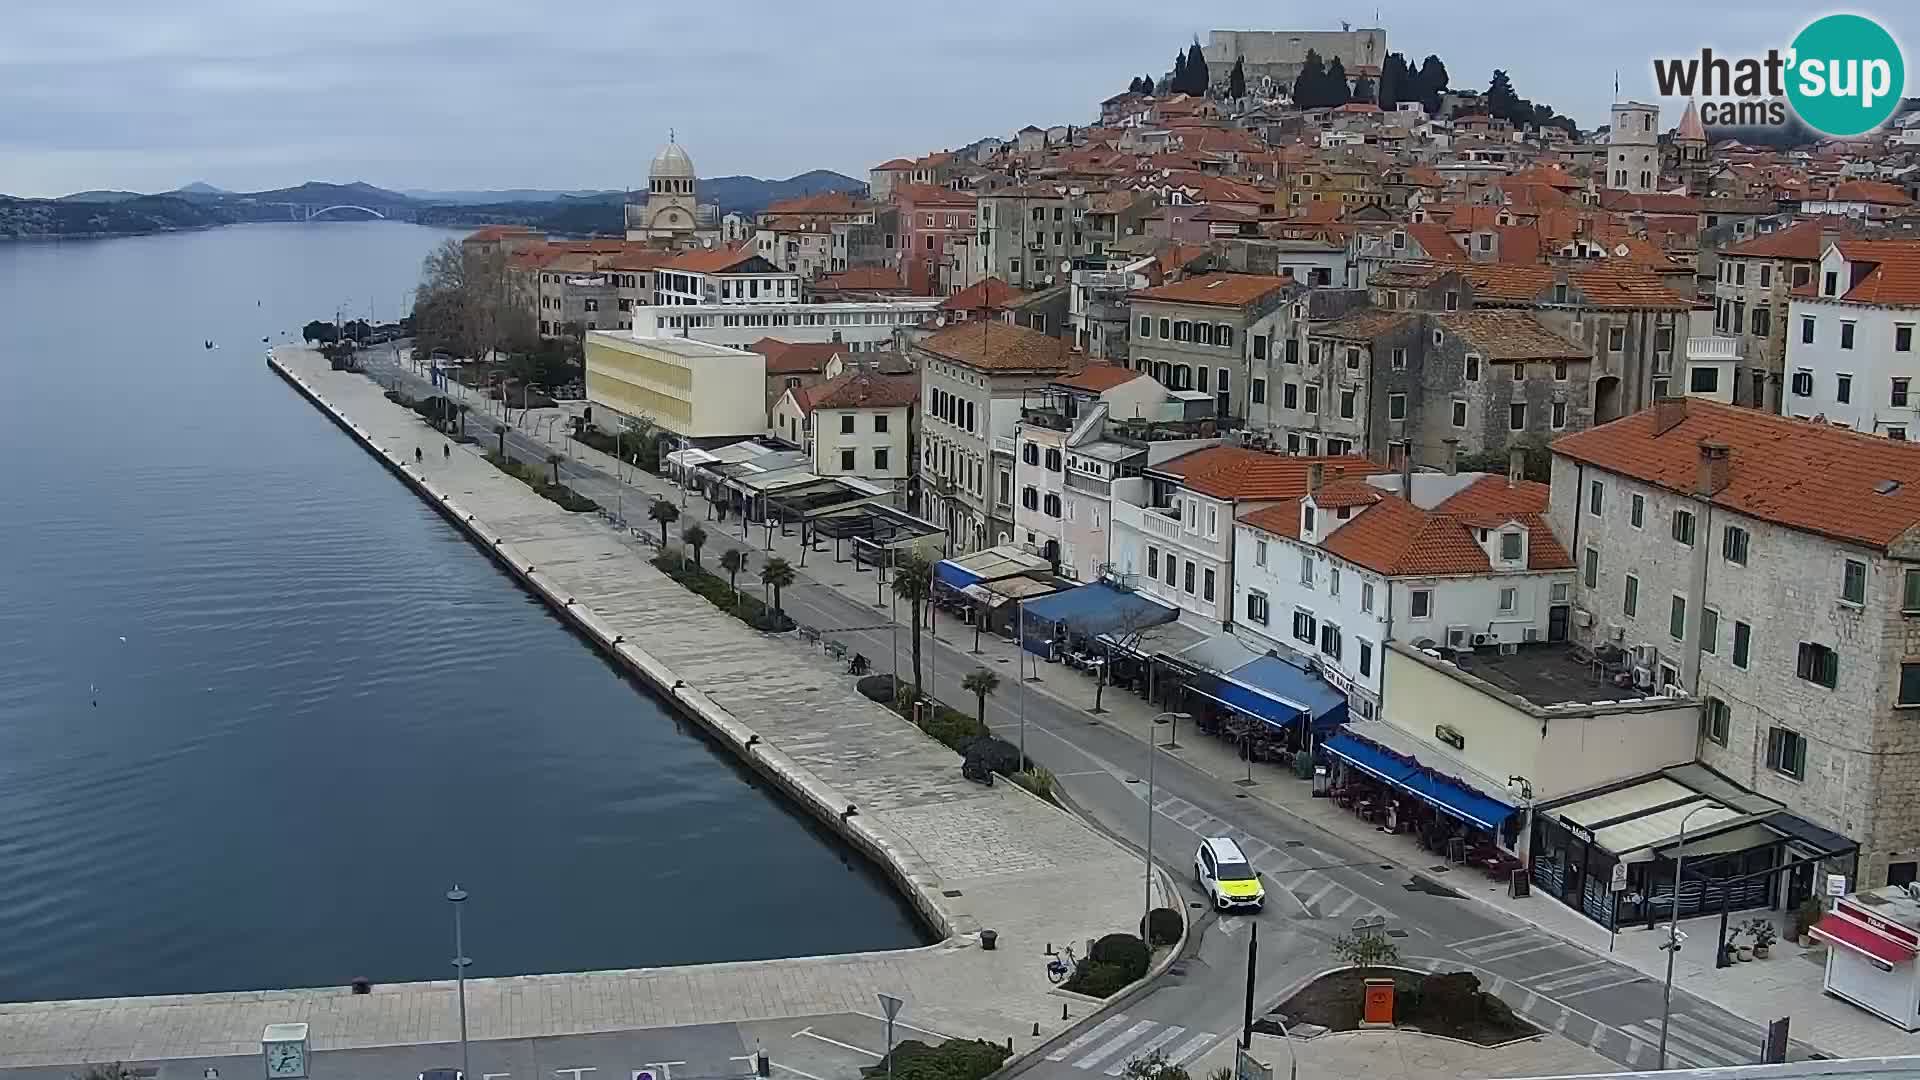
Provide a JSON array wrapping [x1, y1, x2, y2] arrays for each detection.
[[961, 760, 995, 786]]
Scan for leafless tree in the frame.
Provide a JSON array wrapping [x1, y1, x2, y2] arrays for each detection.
[[414, 239, 536, 362], [1088, 607, 1166, 714]]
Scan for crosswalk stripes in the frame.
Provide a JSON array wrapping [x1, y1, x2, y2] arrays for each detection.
[[1617, 1013, 1764, 1070], [1101, 1025, 1187, 1076], [1525, 959, 1609, 992], [1053, 1017, 1222, 1073], [1045, 1015, 1129, 1062], [1074, 1020, 1158, 1071], [1450, 928, 1570, 964], [1141, 791, 1391, 925]]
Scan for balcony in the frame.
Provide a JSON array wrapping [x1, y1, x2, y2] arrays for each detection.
[[1064, 471, 1111, 497], [1141, 506, 1183, 541]]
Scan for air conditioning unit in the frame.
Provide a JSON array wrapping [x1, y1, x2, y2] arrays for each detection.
[[1632, 665, 1654, 690], [1633, 643, 1660, 668], [1500, 642, 1520, 655], [1523, 628, 1540, 643], [1473, 632, 1499, 647], [1608, 623, 1627, 642], [1572, 608, 1594, 628], [1446, 625, 1471, 648], [1661, 682, 1688, 698]]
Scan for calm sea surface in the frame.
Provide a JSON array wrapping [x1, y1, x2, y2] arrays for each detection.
[[0, 222, 924, 1003]]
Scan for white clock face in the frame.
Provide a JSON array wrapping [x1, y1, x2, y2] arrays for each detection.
[[265, 1041, 306, 1078]]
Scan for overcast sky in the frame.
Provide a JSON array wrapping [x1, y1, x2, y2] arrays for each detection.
[[2, 1, 1912, 198]]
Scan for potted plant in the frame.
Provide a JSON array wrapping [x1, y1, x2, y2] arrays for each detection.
[[1793, 896, 1824, 946], [1734, 926, 1755, 962], [1748, 918, 1778, 959]]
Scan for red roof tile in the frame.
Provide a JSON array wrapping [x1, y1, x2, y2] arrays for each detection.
[[810, 370, 918, 411], [1822, 180, 1915, 206], [1239, 500, 1304, 539], [1829, 239, 1920, 307], [1552, 397, 1920, 550], [1310, 478, 1385, 509], [917, 320, 1072, 372], [1055, 364, 1147, 393], [939, 277, 1027, 311], [1156, 450, 1381, 501], [749, 338, 842, 374]]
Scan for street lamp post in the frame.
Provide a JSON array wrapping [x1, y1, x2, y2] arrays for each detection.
[[446, 886, 472, 1080], [1145, 712, 1191, 933], [1658, 803, 1721, 1070]]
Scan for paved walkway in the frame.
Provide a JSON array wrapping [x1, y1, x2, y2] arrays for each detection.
[[1185, 1028, 1619, 1080], [382, 354, 1920, 1061], [0, 350, 1154, 1069]]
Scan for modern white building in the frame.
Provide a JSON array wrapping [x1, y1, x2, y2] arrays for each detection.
[[1231, 464, 1576, 720], [1551, 395, 1920, 887], [583, 332, 768, 444], [653, 248, 804, 306], [1782, 238, 1920, 439], [626, 298, 941, 353]]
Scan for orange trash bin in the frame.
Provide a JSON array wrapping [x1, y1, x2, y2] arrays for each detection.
[[1362, 977, 1396, 1025]]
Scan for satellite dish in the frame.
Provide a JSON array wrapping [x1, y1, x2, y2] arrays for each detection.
[[935, 314, 949, 327], [1060, 260, 1072, 274]]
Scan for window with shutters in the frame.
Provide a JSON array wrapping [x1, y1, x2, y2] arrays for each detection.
[[1766, 727, 1807, 780], [1796, 642, 1838, 688]]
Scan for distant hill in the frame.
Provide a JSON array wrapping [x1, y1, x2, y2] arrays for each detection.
[[172, 181, 228, 195], [56, 190, 145, 204], [402, 188, 621, 205], [0, 194, 232, 239], [232, 180, 416, 208], [703, 170, 864, 216]]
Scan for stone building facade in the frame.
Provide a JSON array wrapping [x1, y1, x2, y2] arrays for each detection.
[[1550, 397, 1920, 886]]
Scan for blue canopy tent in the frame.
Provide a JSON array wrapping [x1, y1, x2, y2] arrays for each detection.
[[1206, 655, 1350, 731], [1320, 730, 1516, 832], [1018, 582, 1177, 657], [933, 560, 984, 591]]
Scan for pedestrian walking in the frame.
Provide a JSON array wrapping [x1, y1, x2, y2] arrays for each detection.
[[443, 442, 450, 461], [414, 446, 422, 464]]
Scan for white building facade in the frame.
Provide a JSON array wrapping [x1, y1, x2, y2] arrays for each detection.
[[627, 299, 940, 352], [1782, 240, 1920, 439]]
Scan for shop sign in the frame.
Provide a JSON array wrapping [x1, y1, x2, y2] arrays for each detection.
[[1434, 723, 1466, 750], [1561, 816, 1594, 844], [1322, 664, 1354, 696]]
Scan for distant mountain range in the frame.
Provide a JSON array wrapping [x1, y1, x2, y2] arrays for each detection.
[[4, 170, 865, 239]]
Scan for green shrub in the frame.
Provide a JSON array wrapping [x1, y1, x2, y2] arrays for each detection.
[[649, 554, 787, 632], [964, 736, 1022, 776], [1012, 766, 1056, 802], [1089, 933, 1150, 980], [864, 1039, 1009, 1080], [918, 707, 989, 752], [1062, 960, 1136, 998], [1141, 907, 1183, 947]]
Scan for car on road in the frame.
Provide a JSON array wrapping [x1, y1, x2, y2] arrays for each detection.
[[1194, 836, 1264, 912], [420, 1069, 462, 1080]]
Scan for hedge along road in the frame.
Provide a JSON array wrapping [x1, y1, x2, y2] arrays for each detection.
[[357, 349, 1807, 1077]]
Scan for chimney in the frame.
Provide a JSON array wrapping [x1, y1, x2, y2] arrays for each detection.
[[1507, 447, 1526, 487], [1651, 395, 1688, 436], [1307, 462, 1324, 493], [1399, 440, 1415, 498], [1442, 437, 1459, 474], [1696, 440, 1731, 497]]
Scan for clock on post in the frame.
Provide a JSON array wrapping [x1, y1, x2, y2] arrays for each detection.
[[261, 1023, 310, 1079]]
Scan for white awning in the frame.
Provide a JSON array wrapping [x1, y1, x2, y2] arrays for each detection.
[[1555, 777, 1693, 828], [1594, 799, 1742, 858]]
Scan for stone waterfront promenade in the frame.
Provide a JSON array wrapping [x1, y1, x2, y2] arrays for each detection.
[[0, 347, 1149, 1068]]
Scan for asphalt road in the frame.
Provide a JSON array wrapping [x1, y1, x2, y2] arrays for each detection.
[[348, 352, 1813, 1079]]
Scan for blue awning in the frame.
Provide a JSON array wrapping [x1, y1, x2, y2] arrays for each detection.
[[1223, 656, 1350, 729], [1019, 581, 1177, 656], [933, 560, 983, 590], [1189, 678, 1310, 732], [1321, 731, 1515, 831]]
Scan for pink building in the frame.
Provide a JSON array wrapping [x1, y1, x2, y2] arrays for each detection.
[[894, 184, 977, 296]]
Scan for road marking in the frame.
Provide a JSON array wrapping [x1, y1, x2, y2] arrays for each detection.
[[1046, 1015, 1130, 1062], [1619, 1021, 1715, 1069], [1300, 879, 1340, 912], [794, 1028, 882, 1057], [1166, 1032, 1222, 1067], [773, 1064, 831, 1080], [1468, 941, 1566, 964], [1323, 891, 1361, 919], [1556, 974, 1648, 998], [1450, 928, 1533, 950], [1074, 1019, 1158, 1070], [1103, 1026, 1187, 1075], [851, 1011, 955, 1041], [1667, 1013, 1763, 1063], [1525, 959, 1608, 991]]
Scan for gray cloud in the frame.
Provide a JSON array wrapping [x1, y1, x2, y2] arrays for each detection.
[[1, 0, 1911, 197]]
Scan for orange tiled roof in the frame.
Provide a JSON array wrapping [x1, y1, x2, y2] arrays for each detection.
[[1239, 500, 1304, 540], [1552, 397, 1920, 551], [1452, 263, 1695, 310], [917, 320, 1072, 372], [465, 225, 541, 242], [873, 158, 916, 171], [750, 338, 842, 374], [1722, 216, 1856, 260], [1055, 364, 1146, 392], [939, 276, 1027, 311], [1316, 484, 1574, 576], [1155, 449, 1381, 501], [1132, 273, 1293, 307], [664, 247, 760, 273], [1435, 311, 1586, 361], [1313, 308, 1416, 342], [811, 370, 918, 411], [1310, 478, 1386, 509], [1827, 239, 1920, 306], [763, 191, 869, 216], [1823, 180, 1915, 206]]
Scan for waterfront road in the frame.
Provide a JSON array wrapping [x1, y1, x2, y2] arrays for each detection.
[[353, 352, 1814, 1079]]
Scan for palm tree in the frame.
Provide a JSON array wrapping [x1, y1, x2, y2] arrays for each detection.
[[683, 523, 708, 569], [719, 548, 749, 608], [892, 553, 933, 695], [962, 668, 999, 727], [648, 495, 680, 548], [546, 453, 563, 486], [760, 556, 796, 614]]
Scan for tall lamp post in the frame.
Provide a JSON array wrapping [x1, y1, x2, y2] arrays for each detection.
[[1145, 712, 1191, 932], [1658, 803, 1721, 1069], [447, 886, 472, 1080]]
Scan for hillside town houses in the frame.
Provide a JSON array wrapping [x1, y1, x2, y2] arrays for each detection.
[[464, 27, 1920, 987]]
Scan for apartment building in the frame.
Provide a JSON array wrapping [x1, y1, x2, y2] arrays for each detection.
[[1782, 238, 1920, 439], [1712, 218, 1851, 409], [1233, 465, 1574, 720], [653, 248, 803, 305], [771, 370, 917, 488], [1550, 396, 1920, 885], [896, 184, 978, 296], [1128, 274, 1298, 419], [976, 185, 1074, 292], [912, 321, 1074, 554], [1110, 448, 1376, 629]]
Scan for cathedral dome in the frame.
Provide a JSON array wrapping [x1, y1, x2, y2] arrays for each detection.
[[651, 140, 695, 180]]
